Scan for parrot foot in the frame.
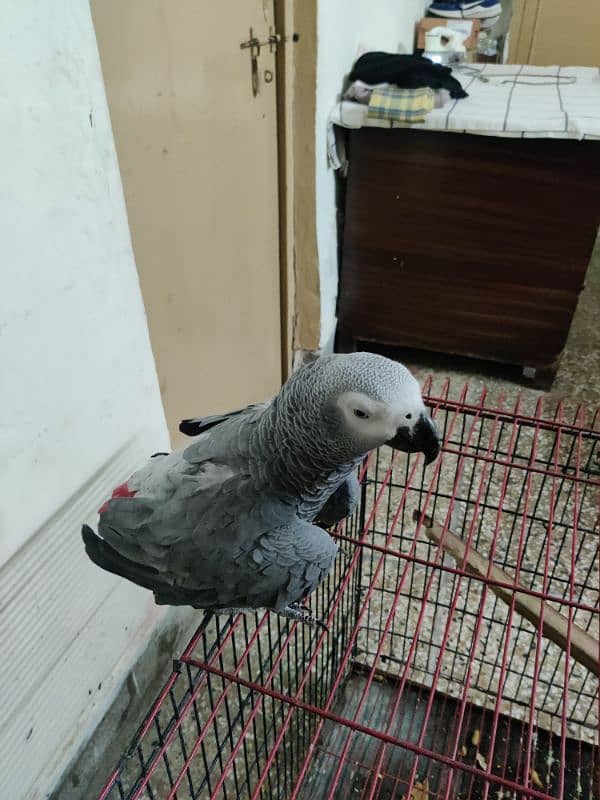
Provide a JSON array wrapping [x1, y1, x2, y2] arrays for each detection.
[[288, 600, 312, 614], [277, 605, 328, 631]]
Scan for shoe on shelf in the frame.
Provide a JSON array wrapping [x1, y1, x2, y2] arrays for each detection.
[[480, 14, 501, 29], [428, 0, 502, 20]]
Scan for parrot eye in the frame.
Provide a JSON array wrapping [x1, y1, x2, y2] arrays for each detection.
[[353, 409, 369, 419], [406, 413, 412, 420]]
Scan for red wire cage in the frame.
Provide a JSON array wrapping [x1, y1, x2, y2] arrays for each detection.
[[97, 379, 600, 800]]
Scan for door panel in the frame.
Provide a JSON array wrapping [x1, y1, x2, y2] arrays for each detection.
[[509, 0, 600, 66], [91, 0, 282, 444]]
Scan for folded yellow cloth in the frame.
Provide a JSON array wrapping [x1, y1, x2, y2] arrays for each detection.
[[367, 85, 435, 123]]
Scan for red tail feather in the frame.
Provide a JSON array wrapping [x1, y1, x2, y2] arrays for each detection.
[[99, 482, 137, 514]]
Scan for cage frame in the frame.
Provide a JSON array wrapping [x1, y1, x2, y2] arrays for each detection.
[[96, 379, 600, 800]]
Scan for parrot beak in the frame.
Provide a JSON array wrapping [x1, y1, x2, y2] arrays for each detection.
[[386, 413, 440, 465]]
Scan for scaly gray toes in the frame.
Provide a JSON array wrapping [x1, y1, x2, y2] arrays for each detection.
[[277, 605, 328, 630]]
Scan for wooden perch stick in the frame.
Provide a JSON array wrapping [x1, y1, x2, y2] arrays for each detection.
[[413, 510, 599, 677]]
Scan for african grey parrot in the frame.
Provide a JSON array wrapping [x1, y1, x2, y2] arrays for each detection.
[[82, 353, 439, 625]]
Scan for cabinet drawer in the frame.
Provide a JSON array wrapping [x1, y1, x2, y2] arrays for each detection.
[[338, 128, 600, 371]]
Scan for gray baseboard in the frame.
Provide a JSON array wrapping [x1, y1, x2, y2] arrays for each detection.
[[50, 606, 198, 800]]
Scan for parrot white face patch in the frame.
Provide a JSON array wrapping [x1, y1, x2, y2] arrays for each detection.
[[337, 391, 405, 444], [335, 388, 428, 449]]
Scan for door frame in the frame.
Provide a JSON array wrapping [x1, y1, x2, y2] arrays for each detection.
[[508, 0, 540, 64], [275, 0, 320, 377]]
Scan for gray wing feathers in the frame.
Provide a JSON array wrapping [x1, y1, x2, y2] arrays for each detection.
[[179, 401, 269, 437], [181, 405, 262, 466], [264, 523, 338, 611], [88, 401, 340, 613], [97, 496, 337, 612], [315, 472, 360, 527], [196, 521, 337, 612]]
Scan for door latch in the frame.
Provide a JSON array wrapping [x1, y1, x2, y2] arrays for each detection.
[[239, 27, 284, 97]]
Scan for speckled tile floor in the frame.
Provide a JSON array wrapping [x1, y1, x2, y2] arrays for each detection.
[[550, 233, 600, 409]]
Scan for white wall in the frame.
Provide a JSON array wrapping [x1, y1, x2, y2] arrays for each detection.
[[0, 2, 170, 797], [315, 0, 427, 350]]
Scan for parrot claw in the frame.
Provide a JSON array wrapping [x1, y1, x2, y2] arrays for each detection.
[[288, 600, 312, 614], [277, 605, 329, 631]]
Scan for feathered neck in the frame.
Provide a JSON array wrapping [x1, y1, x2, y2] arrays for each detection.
[[254, 360, 365, 502]]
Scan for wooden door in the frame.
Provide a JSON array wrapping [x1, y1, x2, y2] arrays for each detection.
[[91, 0, 282, 444], [509, 0, 600, 66]]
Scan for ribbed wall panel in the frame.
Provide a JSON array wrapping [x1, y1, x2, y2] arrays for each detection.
[[0, 435, 165, 800]]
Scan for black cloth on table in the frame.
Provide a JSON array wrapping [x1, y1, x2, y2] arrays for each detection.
[[349, 52, 468, 99]]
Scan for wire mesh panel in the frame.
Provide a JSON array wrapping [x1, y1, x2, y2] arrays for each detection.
[[98, 381, 599, 800]]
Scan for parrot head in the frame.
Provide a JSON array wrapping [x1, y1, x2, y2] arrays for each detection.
[[301, 352, 440, 465]]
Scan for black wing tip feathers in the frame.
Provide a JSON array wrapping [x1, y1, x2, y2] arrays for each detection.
[[81, 524, 162, 590], [81, 523, 97, 548], [179, 418, 202, 436], [179, 405, 257, 437], [81, 524, 103, 564]]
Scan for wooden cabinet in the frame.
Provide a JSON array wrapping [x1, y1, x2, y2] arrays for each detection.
[[336, 128, 600, 378]]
